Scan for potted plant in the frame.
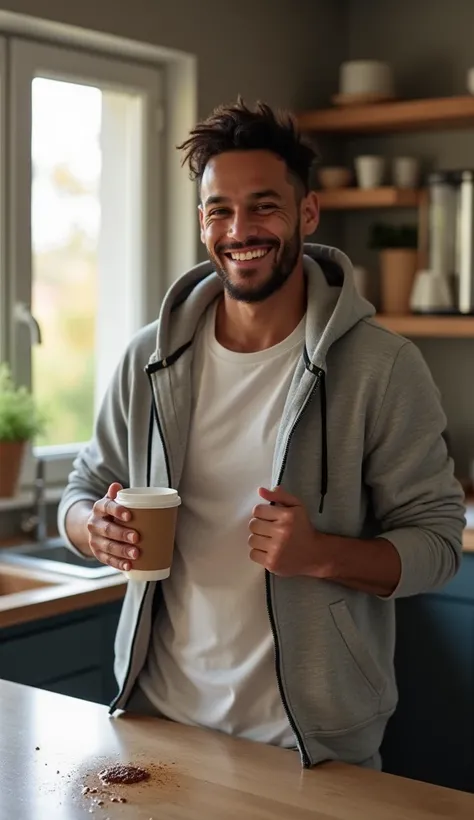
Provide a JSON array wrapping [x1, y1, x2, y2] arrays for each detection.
[[0, 363, 46, 497], [369, 222, 418, 315]]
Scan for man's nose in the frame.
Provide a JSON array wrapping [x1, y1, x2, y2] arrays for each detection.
[[227, 209, 257, 242]]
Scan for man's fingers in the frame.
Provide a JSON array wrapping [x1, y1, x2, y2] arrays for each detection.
[[88, 516, 139, 545], [95, 551, 132, 572], [248, 533, 271, 552], [248, 518, 273, 538], [94, 495, 131, 523], [92, 535, 139, 560], [249, 548, 268, 567], [91, 535, 141, 571], [251, 503, 279, 522]]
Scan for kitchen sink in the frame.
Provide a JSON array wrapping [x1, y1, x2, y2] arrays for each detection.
[[0, 567, 59, 597], [0, 537, 119, 580]]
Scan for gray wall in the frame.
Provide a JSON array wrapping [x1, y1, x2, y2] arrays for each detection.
[[1, 0, 344, 116], [1, 0, 471, 478], [0, 0, 346, 251], [344, 0, 474, 478]]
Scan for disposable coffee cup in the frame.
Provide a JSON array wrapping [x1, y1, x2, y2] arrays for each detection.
[[116, 487, 181, 582]]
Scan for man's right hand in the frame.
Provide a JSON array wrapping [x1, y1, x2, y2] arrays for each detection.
[[86, 483, 141, 571]]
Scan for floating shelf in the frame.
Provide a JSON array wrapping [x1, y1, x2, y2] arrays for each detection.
[[375, 315, 474, 337], [297, 95, 474, 134], [318, 187, 421, 210]]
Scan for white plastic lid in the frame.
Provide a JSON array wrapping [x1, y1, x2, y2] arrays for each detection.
[[116, 487, 181, 509]]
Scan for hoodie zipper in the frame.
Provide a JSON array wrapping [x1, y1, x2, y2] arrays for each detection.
[[113, 361, 322, 754], [146, 369, 173, 488], [266, 370, 322, 768], [109, 372, 172, 714]]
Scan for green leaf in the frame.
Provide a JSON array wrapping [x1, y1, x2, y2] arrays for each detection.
[[0, 363, 47, 442]]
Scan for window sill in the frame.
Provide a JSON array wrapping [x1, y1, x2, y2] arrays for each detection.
[[16, 443, 82, 492], [0, 487, 64, 512]]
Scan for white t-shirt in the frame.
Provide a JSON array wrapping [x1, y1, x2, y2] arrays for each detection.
[[139, 300, 305, 747]]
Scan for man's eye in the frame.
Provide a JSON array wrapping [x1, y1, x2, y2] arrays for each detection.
[[256, 203, 277, 211], [209, 208, 230, 217]]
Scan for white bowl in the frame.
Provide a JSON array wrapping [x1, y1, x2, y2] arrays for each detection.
[[339, 60, 394, 97], [317, 166, 352, 189], [467, 67, 474, 95]]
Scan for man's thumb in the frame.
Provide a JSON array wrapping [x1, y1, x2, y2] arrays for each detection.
[[258, 485, 300, 507], [107, 482, 123, 499]]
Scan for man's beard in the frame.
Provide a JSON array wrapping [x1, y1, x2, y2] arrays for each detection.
[[208, 220, 302, 304]]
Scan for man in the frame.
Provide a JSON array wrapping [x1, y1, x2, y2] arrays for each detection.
[[59, 98, 465, 770]]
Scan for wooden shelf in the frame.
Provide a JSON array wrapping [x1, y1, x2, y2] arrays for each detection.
[[297, 95, 474, 134], [318, 187, 421, 210], [375, 314, 474, 337]]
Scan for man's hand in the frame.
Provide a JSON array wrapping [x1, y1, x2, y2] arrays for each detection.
[[248, 485, 402, 595], [86, 482, 141, 571], [248, 486, 320, 577]]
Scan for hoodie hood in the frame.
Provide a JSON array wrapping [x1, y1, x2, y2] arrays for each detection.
[[150, 242, 375, 372], [145, 243, 376, 517]]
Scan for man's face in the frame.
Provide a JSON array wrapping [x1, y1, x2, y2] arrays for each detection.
[[199, 150, 319, 303]]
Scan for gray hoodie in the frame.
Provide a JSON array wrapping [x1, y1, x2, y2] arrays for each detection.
[[58, 243, 466, 768]]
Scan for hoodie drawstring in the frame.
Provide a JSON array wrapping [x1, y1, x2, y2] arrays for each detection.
[[318, 370, 328, 514], [146, 402, 154, 487], [145, 350, 329, 514]]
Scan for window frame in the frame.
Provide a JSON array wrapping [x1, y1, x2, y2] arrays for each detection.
[[0, 14, 198, 493]]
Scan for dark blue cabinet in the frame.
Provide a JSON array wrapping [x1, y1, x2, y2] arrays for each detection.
[[382, 553, 474, 793], [0, 601, 122, 705]]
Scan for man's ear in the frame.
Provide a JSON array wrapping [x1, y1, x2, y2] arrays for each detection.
[[301, 191, 319, 238], [198, 204, 206, 244]]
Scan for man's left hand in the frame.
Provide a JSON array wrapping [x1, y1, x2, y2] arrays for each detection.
[[248, 486, 322, 577]]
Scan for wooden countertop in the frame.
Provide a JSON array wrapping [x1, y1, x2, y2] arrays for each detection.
[[1, 679, 473, 820], [464, 530, 474, 552]]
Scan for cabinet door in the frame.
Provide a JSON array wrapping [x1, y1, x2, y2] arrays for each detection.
[[382, 592, 474, 793], [0, 616, 102, 685], [0, 601, 122, 705], [44, 668, 104, 704]]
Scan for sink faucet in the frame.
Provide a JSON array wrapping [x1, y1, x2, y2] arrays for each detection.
[[20, 457, 48, 544]]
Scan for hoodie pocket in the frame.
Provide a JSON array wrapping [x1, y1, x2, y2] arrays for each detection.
[[302, 599, 390, 738], [329, 600, 386, 699]]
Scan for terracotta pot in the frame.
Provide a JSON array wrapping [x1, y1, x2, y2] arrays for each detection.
[[379, 249, 418, 315], [0, 440, 26, 497]]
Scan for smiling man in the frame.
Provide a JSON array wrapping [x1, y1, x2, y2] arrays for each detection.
[[59, 99, 465, 770]]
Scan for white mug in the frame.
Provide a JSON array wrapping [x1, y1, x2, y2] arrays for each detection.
[[355, 156, 385, 189], [410, 270, 453, 313], [393, 157, 420, 189]]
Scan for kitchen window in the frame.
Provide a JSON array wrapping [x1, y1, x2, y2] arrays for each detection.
[[0, 36, 164, 487]]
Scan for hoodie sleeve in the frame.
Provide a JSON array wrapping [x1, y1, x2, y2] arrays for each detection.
[[364, 340, 466, 599], [57, 354, 131, 555]]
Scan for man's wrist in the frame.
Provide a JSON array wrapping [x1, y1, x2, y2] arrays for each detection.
[[64, 500, 95, 558], [307, 530, 343, 580], [306, 529, 402, 597]]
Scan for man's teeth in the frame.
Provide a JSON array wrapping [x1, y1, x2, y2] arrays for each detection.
[[229, 248, 270, 261]]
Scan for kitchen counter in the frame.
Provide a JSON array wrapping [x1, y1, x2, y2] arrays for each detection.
[[1, 678, 473, 820], [0, 561, 126, 629], [464, 499, 474, 551]]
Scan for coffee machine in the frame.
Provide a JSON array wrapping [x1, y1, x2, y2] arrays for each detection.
[[422, 170, 474, 314]]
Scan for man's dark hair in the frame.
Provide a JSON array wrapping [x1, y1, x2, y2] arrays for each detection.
[[178, 96, 319, 194]]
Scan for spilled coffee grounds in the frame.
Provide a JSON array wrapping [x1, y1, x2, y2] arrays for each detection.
[[98, 764, 150, 785]]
